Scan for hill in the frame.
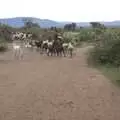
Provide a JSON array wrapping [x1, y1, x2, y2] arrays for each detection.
[[0, 17, 62, 28], [0, 17, 120, 28]]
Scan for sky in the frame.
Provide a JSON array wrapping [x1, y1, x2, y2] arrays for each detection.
[[0, 0, 119, 22]]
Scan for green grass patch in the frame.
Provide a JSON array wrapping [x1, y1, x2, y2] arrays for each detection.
[[97, 65, 120, 87], [87, 48, 120, 87]]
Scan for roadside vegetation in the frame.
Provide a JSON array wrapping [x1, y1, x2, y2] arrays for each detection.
[[0, 19, 120, 85]]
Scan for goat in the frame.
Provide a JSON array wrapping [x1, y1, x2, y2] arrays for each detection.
[[24, 42, 32, 48], [68, 42, 74, 57], [12, 43, 23, 60]]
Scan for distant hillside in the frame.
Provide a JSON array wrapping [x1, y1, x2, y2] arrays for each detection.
[[0, 17, 120, 28], [0, 17, 63, 28]]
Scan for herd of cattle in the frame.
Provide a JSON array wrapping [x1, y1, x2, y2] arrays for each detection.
[[11, 31, 74, 58]]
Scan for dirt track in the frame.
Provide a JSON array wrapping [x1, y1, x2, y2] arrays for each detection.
[[0, 46, 120, 120]]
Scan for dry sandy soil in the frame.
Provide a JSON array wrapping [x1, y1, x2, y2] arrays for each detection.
[[0, 46, 120, 120]]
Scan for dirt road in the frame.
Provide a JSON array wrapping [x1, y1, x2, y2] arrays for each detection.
[[0, 46, 120, 120]]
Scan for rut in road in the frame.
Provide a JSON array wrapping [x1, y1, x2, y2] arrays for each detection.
[[0, 46, 120, 120]]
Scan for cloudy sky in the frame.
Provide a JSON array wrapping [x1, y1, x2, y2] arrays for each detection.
[[0, 0, 119, 22]]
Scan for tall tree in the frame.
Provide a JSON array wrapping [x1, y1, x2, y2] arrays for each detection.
[[64, 22, 76, 31], [22, 18, 40, 28], [90, 22, 105, 29], [71, 23, 76, 31]]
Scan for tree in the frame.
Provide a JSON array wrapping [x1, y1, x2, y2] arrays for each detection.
[[64, 23, 76, 31], [22, 18, 40, 28], [90, 22, 105, 29], [64, 24, 70, 30], [90, 22, 100, 28], [71, 23, 76, 31]]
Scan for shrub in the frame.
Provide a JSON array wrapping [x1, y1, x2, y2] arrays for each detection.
[[88, 28, 120, 67]]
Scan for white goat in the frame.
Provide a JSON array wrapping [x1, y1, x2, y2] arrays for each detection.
[[12, 43, 23, 59], [43, 40, 49, 44], [47, 41, 53, 46], [68, 42, 74, 49], [68, 42, 74, 57], [24, 42, 32, 48]]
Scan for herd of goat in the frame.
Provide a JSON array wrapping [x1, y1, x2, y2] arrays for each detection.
[[11, 32, 74, 59]]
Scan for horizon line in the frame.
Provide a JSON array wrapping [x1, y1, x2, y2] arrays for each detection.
[[0, 16, 119, 23]]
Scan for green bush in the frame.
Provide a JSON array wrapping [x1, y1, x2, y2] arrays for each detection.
[[78, 29, 95, 42], [88, 28, 120, 67], [0, 24, 15, 42]]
